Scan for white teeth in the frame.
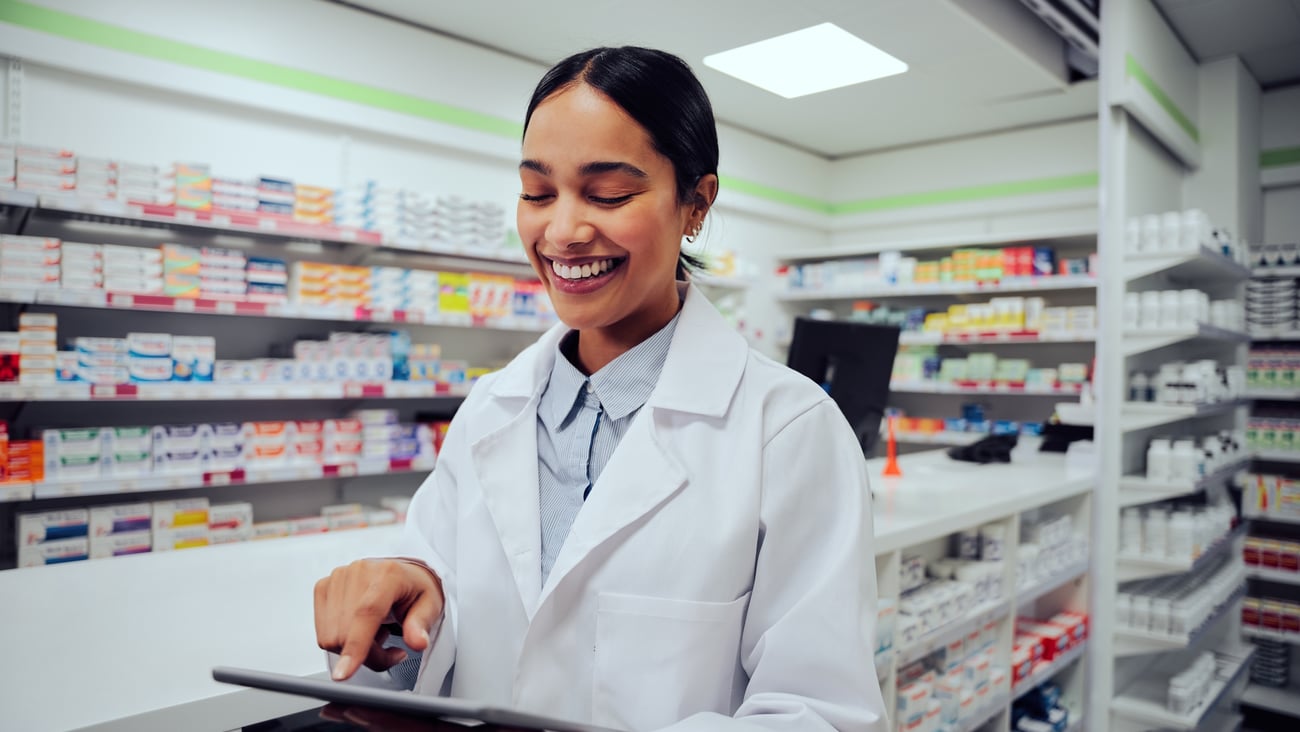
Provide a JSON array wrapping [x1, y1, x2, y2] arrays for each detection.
[[552, 258, 618, 280]]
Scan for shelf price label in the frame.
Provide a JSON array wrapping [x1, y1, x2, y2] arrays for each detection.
[[216, 301, 237, 315], [175, 210, 197, 223], [258, 218, 277, 231], [174, 298, 196, 312], [212, 214, 232, 226]]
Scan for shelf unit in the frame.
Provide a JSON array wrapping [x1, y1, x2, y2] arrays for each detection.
[[1094, 5, 1258, 729], [1018, 560, 1090, 607], [1245, 566, 1300, 585], [897, 331, 1096, 346], [0, 382, 470, 402], [1240, 626, 1300, 644], [888, 381, 1085, 397], [1110, 643, 1255, 731], [1241, 683, 1300, 718], [1118, 457, 1251, 507], [776, 274, 1097, 302], [1253, 450, 1300, 465], [1249, 330, 1300, 342], [1013, 642, 1087, 698], [1244, 388, 1300, 401], [1113, 584, 1248, 656]]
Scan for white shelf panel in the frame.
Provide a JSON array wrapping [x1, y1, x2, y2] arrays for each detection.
[[1246, 566, 1300, 586], [1241, 626, 1300, 644], [1250, 329, 1300, 342], [14, 457, 435, 502], [0, 381, 471, 402], [1253, 450, 1300, 464], [896, 598, 1011, 667], [894, 430, 988, 447], [1113, 584, 1246, 656], [1120, 400, 1246, 432], [898, 330, 1096, 346], [1118, 458, 1251, 508], [1017, 560, 1090, 606], [952, 690, 1010, 732], [1246, 388, 1300, 401], [1013, 642, 1087, 698], [1110, 642, 1255, 730], [1123, 246, 1251, 282], [890, 381, 1085, 397], [0, 286, 552, 333], [1241, 683, 1300, 718], [1116, 524, 1246, 582], [1122, 323, 1252, 356], [776, 274, 1097, 302]]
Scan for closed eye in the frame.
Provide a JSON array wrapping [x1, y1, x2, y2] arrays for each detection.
[[590, 194, 634, 206], [519, 193, 553, 203]]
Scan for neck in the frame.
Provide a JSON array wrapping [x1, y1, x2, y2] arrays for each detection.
[[573, 283, 682, 374]]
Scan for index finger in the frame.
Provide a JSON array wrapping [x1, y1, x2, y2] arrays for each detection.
[[331, 594, 392, 681]]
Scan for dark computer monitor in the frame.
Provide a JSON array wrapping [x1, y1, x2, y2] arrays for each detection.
[[786, 317, 900, 455]]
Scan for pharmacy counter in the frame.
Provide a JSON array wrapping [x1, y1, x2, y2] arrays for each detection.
[[0, 446, 1094, 731], [867, 441, 1095, 553], [0, 526, 402, 732]]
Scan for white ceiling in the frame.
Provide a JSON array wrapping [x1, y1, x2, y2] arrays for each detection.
[[1155, 0, 1300, 89], [337, 0, 1099, 159]]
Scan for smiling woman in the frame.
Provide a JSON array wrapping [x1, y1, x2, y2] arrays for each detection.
[[314, 46, 888, 732]]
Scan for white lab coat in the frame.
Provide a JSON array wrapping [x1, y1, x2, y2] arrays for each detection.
[[394, 283, 887, 732]]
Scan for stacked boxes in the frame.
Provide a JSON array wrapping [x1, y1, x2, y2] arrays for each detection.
[[73, 337, 128, 386], [117, 162, 173, 206], [61, 242, 104, 290], [257, 175, 294, 216], [246, 256, 289, 303], [894, 629, 1010, 732], [89, 502, 152, 559], [1012, 612, 1089, 685], [152, 423, 208, 475], [152, 497, 210, 551], [127, 332, 173, 384], [1, 235, 61, 289], [19, 313, 57, 384], [243, 420, 292, 468], [0, 332, 19, 383], [211, 177, 260, 212], [370, 266, 440, 314], [174, 163, 213, 211], [17, 509, 89, 567], [14, 145, 77, 195], [41, 427, 106, 481], [162, 244, 200, 299], [103, 244, 163, 294], [171, 336, 215, 382], [199, 246, 247, 301], [294, 184, 334, 224], [76, 157, 120, 200], [334, 183, 433, 240], [430, 196, 508, 251], [209, 501, 254, 544]]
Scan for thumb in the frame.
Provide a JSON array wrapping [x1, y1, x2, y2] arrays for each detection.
[[401, 589, 441, 652]]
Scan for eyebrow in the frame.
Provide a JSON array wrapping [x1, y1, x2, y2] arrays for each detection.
[[518, 159, 648, 179]]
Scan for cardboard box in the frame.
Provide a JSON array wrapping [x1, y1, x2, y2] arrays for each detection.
[[18, 537, 89, 567], [18, 508, 89, 544], [90, 530, 152, 559], [152, 498, 209, 530]]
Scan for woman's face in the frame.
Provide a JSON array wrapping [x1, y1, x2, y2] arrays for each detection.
[[518, 83, 693, 334]]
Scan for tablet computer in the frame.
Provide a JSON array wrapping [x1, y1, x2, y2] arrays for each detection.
[[212, 666, 622, 732]]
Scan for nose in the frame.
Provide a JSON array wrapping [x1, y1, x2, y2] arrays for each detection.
[[544, 196, 596, 249]]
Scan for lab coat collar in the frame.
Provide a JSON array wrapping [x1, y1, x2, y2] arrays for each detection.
[[485, 281, 749, 418]]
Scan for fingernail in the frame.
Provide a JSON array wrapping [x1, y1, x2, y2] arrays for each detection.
[[417, 629, 429, 646], [332, 655, 352, 681]]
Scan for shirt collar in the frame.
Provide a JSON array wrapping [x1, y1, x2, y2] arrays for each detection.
[[538, 307, 683, 430]]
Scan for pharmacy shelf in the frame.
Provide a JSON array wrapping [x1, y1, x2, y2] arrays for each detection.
[[775, 226, 1097, 262], [1013, 642, 1087, 698], [22, 191, 535, 267], [1253, 449, 1300, 464], [0, 381, 471, 402], [1250, 330, 1300, 342], [1120, 400, 1246, 432], [1246, 566, 1300, 586], [1017, 559, 1091, 606], [1252, 265, 1300, 278], [890, 381, 1085, 397], [1241, 683, 1300, 718], [1118, 458, 1251, 508], [953, 690, 1010, 732], [1110, 643, 1255, 730], [1112, 584, 1246, 656], [1122, 323, 1252, 356], [1241, 626, 1300, 644], [894, 430, 988, 447], [895, 598, 1011, 667], [897, 330, 1096, 346], [1123, 246, 1252, 283], [776, 274, 1097, 302], [4, 456, 437, 503], [1245, 388, 1300, 401], [0, 287, 553, 333], [1116, 523, 1247, 582], [1243, 511, 1300, 526]]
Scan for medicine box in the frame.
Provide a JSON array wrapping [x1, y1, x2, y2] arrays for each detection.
[[152, 498, 210, 530], [209, 502, 253, 532], [90, 503, 153, 536], [18, 537, 89, 567], [90, 530, 152, 559], [153, 524, 210, 551], [252, 521, 291, 540], [18, 508, 89, 545]]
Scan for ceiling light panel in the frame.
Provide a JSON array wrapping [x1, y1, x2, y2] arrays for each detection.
[[703, 22, 908, 99]]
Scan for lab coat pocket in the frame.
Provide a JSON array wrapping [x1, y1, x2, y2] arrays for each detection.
[[592, 591, 750, 731]]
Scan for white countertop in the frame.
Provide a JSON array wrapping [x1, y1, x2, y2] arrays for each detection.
[[0, 446, 1093, 731]]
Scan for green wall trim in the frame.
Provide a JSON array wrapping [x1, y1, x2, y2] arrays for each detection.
[[2, 1, 1100, 218], [1262, 146, 1300, 169], [0, 0, 523, 138], [827, 172, 1099, 215], [1125, 54, 1199, 142]]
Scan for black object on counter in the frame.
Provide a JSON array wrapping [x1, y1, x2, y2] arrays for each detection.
[[948, 434, 1019, 464]]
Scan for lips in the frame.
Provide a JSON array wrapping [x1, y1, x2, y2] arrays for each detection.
[[551, 257, 623, 280], [540, 254, 626, 294]]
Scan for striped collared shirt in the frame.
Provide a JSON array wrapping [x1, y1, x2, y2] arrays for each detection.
[[536, 311, 682, 585]]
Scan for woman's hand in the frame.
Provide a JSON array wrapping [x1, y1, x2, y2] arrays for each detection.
[[314, 559, 445, 681]]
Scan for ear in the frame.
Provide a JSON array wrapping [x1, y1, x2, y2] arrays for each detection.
[[683, 174, 719, 234]]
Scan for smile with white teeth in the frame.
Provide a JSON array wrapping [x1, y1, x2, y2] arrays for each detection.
[[552, 258, 620, 280]]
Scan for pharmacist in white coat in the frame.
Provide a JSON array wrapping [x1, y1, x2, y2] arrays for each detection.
[[314, 46, 886, 732]]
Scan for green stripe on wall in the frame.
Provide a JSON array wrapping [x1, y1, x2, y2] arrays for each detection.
[[1125, 54, 1199, 142], [1262, 146, 1300, 169], [1, 1, 1100, 216], [828, 172, 1098, 215], [0, 0, 523, 138]]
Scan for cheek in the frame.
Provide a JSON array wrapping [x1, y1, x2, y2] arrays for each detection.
[[606, 206, 681, 268]]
